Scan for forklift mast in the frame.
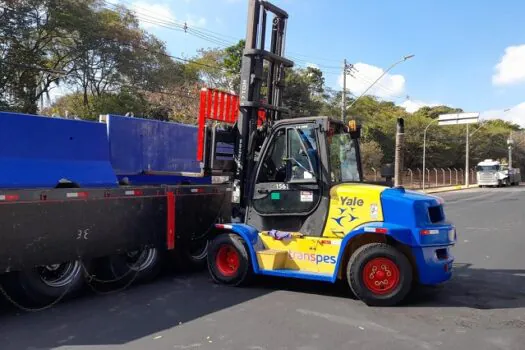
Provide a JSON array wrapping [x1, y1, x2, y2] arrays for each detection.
[[233, 0, 294, 209]]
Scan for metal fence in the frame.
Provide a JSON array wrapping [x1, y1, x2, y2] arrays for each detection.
[[364, 168, 478, 189]]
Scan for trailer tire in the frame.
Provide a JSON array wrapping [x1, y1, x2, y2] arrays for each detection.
[[185, 239, 209, 269], [1, 260, 85, 306], [106, 247, 163, 284], [207, 234, 251, 286], [347, 243, 412, 306]]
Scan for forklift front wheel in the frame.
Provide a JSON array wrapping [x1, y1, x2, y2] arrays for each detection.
[[207, 234, 251, 286], [347, 243, 412, 306]]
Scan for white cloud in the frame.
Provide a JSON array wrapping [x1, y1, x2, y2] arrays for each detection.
[[400, 99, 440, 113], [492, 44, 525, 86], [338, 62, 406, 99], [306, 62, 319, 69], [482, 102, 525, 127], [130, 2, 175, 29], [185, 15, 207, 27]]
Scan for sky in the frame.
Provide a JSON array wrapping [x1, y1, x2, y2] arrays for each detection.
[[107, 0, 525, 126]]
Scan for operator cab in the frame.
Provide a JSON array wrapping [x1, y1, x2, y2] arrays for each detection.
[[246, 117, 363, 236]]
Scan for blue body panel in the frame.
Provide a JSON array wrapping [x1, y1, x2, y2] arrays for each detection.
[[105, 115, 201, 176], [226, 186, 456, 286], [0, 112, 210, 189], [0, 112, 118, 189], [380, 187, 455, 285], [259, 270, 333, 282], [116, 174, 211, 186]]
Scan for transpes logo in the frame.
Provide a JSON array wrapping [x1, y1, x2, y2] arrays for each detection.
[[288, 251, 336, 265]]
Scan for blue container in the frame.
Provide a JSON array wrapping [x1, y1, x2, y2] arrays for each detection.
[[0, 112, 118, 189], [103, 115, 210, 186]]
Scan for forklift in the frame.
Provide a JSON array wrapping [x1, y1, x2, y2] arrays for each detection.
[[200, 0, 456, 306]]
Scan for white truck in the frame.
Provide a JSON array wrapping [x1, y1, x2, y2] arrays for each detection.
[[476, 159, 521, 187]]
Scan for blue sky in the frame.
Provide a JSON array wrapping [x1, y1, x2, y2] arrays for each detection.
[[110, 0, 525, 125]]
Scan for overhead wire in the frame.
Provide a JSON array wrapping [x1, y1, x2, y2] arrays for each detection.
[[4, 0, 419, 110], [102, 0, 412, 102]]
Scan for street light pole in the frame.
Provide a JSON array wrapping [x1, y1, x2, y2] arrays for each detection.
[[422, 118, 437, 190], [508, 132, 514, 169], [342, 58, 347, 122], [347, 54, 415, 110], [465, 124, 470, 186]]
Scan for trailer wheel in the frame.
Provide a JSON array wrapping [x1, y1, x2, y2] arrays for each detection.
[[107, 247, 163, 284], [186, 239, 209, 268], [347, 243, 412, 306], [207, 234, 251, 286], [1, 260, 85, 306]]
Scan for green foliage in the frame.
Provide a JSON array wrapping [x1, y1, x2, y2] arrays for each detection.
[[44, 90, 149, 120], [360, 140, 383, 170], [283, 67, 325, 117], [2, 3, 523, 172]]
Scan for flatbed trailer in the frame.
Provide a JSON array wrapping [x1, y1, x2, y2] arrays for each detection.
[[0, 183, 231, 306], [0, 110, 233, 308]]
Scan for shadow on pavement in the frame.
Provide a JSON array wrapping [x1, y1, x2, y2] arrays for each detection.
[[408, 263, 525, 310], [0, 272, 271, 350], [241, 263, 525, 311], [0, 264, 523, 349]]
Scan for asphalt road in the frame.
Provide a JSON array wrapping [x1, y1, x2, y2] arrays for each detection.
[[1, 186, 524, 350]]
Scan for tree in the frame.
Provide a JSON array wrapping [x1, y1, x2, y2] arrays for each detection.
[[222, 39, 244, 93], [0, 0, 88, 113], [413, 105, 463, 120], [360, 140, 384, 170], [43, 90, 150, 120], [283, 67, 325, 117]]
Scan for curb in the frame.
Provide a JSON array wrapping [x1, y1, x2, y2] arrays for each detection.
[[418, 185, 476, 194]]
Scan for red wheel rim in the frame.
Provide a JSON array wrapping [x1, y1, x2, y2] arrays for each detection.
[[362, 257, 400, 295], [216, 245, 240, 277]]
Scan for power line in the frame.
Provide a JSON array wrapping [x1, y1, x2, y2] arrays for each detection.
[[101, 0, 350, 73]]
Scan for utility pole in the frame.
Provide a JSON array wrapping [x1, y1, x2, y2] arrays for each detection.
[[394, 118, 405, 187], [341, 59, 347, 122], [341, 60, 356, 122]]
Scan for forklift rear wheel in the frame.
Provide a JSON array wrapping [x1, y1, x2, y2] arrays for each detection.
[[347, 243, 412, 306], [208, 234, 251, 286]]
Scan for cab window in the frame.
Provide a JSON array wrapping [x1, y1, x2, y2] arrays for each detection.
[[328, 127, 361, 183], [257, 129, 287, 183], [287, 126, 318, 181]]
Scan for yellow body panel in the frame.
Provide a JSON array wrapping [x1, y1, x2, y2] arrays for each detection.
[[256, 184, 386, 275], [256, 249, 288, 270], [322, 184, 385, 238], [257, 234, 344, 274]]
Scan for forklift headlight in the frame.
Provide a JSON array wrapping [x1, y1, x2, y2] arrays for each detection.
[[448, 228, 456, 242]]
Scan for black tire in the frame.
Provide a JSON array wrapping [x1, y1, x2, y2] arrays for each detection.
[[0, 260, 86, 306], [207, 234, 252, 286], [104, 247, 163, 284], [185, 239, 209, 270], [347, 243, 413, 306]]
